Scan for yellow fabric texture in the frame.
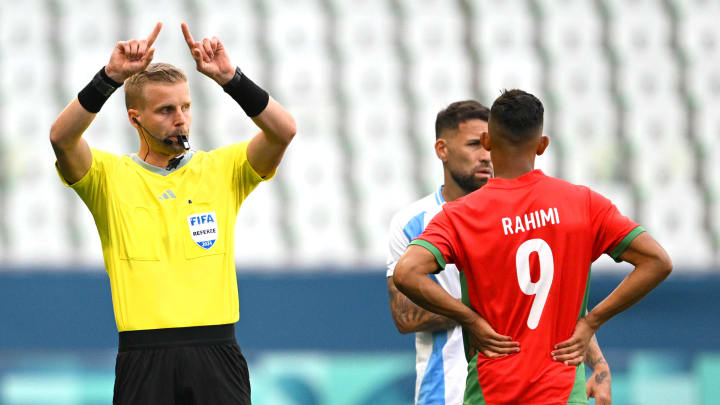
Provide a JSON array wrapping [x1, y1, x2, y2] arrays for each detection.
[[58, 143, 271, 331]]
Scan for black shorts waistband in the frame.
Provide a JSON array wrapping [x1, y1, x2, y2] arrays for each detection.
[[118, 324, 236, 352]]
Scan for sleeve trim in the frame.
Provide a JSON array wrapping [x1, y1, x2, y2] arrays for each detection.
[[245, 159, 276, 183], [239, 143, 277, 183], [609, 225, 645, 262], [56, 149, 97, 188], [235, 142, 274, 183], [410, 239, 447, 270]]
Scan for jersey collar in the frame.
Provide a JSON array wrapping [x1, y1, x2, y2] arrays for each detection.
[[130, 150, 195, 176], [486, 169, 546, 189], [435, 185, 446, 205]]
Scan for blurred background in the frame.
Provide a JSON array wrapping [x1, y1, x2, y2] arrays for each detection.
[[0, 0, 718, 404]]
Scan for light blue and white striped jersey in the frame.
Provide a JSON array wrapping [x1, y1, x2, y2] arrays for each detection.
[[387, 185, 467, 405]]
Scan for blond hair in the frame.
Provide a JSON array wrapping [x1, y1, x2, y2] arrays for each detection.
[[124, 63, 187, 110]]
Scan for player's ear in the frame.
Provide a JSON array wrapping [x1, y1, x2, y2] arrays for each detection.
[[435, 138, 449, 162], [128, 109, 140, 129], [536, 135, 550, 156], [480, 131, 492, 151]]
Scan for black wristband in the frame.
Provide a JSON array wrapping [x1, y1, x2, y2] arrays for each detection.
[[222, 67, 269, 117], [77, 66, 123, 113]]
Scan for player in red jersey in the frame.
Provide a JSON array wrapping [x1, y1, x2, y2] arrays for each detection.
[[393, 89, 672, 404]]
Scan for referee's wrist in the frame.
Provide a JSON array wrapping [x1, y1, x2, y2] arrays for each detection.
[[103, 66, 125, 85], [77, 66, 123, 113], [216, 69, 236, 86], [221, 67, 269, 117]]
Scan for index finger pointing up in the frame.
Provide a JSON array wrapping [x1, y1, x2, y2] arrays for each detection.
[[181, 23, 195, 48], [147, 22, 162, 47]]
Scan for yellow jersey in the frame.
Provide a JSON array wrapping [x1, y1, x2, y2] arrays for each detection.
[[58, 143, 272, 331]]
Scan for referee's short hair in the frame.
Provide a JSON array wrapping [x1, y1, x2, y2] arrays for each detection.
[[435, 100, 490, 139], [489, 89, 544, 144], [125, 63, 188, 110]]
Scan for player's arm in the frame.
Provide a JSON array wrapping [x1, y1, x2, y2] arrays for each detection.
[[585, 335, 611, 405], [553, 232, 672, 365], [394, 245, 519, 358], [50, 23, 162, 184], [181, 23, 296, 178], [387, 276, 456, 334], [589, 232, 672, 327]]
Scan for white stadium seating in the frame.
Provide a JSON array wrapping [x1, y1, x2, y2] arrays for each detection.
[[0, 0, 717, 270]]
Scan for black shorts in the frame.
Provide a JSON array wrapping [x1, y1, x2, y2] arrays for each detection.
[[113, 324, 251, 405]]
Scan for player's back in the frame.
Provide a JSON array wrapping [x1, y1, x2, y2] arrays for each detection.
[[427, 170, 639, 404]]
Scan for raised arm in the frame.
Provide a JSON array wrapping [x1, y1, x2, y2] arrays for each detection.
[[50, 23, 162, 184], [181, 23, 296, 178], [552, 232, 672, 365], [394, 245, 519, 358]]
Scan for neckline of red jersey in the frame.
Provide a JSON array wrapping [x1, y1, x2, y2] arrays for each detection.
[[486, 169, 545, 189]]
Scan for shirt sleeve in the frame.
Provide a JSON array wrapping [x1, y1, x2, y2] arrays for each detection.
[[588, 189, 645, 262], [386, 212, 411, 277], [56, 148, 112, 223], [410, 207, 461, 272], [212, 142, 276, 208]]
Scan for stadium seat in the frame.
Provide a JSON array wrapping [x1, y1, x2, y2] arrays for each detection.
[[483, 55, 544, 102], [641, 183, 714, 266], [333, 0, 395, 61], [551, 102, 619, 186], [469, 0, 534, 52], [539, 0, 603, 58], [548, 54, 610, 103], [234, 181, 288, 268], [397, 0, 464, 57], [604, 0, 672, 59], [6, 161, 73, 265], [346, 103, 416, 262], [410, 56, 473, 106], [616, 55, 679, 111], [57, 0, 121, 82], [289, 189, 355, 266], [341, 59, 404, 104], [280, 107, 357, 265], [672, 0, 720, 60], [0, 0, 717, 272], [624, 106, 693, 188], [271, 59, 334, 107], [195, 1, 259, 53], [264, 0, 327, 56]]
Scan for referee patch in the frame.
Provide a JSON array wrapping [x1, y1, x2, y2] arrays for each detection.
[[187, 211, 218, 250]]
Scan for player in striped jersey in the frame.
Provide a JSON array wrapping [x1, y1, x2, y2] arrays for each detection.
[[386, 101, 612, 404]]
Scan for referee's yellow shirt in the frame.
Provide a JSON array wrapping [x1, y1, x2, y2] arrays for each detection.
[[58, 143, 272, 332]]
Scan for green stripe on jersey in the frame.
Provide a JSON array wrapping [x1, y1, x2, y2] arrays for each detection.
[[566, 364, 590, 404], [578, 268, 591, 321], [410, 239, 447, 270], [460, 271, 475, 363], [463, 356, 588, 404], [610, 226, 645, 262], [568, 269, 592, 404], [463, 354, 487, 405]]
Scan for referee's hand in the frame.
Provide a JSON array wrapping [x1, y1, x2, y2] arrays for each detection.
[[181, 23, 236, 86], [105, 22, 162, 83]]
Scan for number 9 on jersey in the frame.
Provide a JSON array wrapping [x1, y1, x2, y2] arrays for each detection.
[[516, 238, 554, 330]]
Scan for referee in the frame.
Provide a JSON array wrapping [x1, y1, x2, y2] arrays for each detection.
[[49, 22, 296, 404]]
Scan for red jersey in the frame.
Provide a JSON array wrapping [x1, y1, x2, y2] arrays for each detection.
[[412, 170, 643, 405]]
